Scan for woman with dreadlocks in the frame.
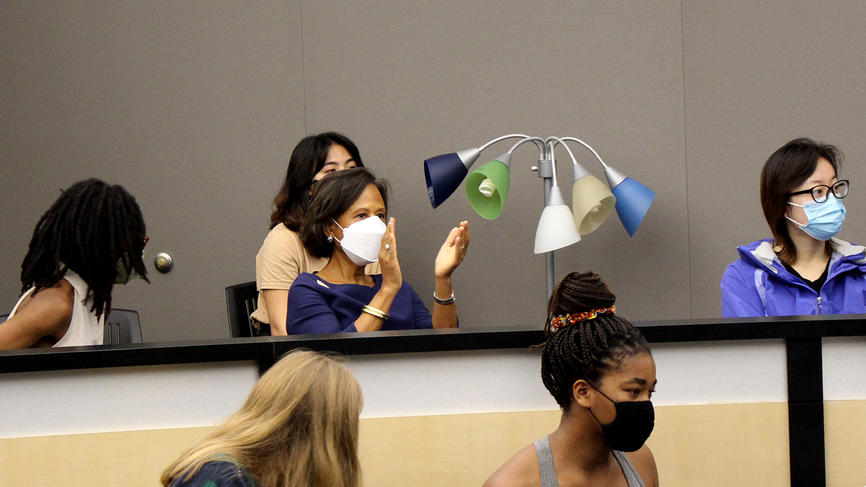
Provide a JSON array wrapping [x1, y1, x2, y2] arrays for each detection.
[[484, 272, 658, 487], [0, 178, 148, 349]]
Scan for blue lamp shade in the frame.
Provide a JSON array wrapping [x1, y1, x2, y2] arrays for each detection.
[[424, 148, 481, 208], [611, 178, 655, 237]]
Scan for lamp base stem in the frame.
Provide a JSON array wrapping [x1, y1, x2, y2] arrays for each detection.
[[539, 150, 556, 299]]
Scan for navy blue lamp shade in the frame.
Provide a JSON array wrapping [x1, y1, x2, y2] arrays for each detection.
[[424, 148, 481, 208]]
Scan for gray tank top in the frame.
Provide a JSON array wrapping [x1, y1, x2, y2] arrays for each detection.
[[533, 436, 646, 487]]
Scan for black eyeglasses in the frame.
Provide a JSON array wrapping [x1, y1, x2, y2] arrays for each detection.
[[788, 180, 849, 203]]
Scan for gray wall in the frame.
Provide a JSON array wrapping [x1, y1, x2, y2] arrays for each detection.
[[2, 1, 864, 342]]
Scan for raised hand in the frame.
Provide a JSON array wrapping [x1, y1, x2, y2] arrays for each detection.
[[378, 217, 403, 292], [434, 221, 470, 279]]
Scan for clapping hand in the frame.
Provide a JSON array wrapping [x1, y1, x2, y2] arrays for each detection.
[[378, 217, 403, 292], [434, 221, 470, 278]]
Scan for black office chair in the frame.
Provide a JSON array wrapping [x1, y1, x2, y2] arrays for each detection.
[[104, 308, 143, 344], [225, 281, 269, 337]]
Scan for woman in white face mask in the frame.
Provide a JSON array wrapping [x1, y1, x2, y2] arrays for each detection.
[[286, 168, 469, 333], [252, 132, 374, 336], [721, 137, 866, 318]]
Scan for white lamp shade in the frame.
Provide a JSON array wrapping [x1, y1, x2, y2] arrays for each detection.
[[534, 186, 581, 254], [572, 175, 616, 236]]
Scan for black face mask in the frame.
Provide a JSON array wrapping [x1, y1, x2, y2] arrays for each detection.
[[588, 386, 654, 452]]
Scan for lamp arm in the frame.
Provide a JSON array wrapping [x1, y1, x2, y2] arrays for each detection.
[[478, 133, 534, 152], [559, 136, 609, 169], [547, 136, 589, 180], [506, 136, 545, 154]]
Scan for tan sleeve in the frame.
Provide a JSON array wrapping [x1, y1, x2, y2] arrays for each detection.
[[256, 225, 306, 291], [365, 261, 382, 275], [253, 225, 328, 325]]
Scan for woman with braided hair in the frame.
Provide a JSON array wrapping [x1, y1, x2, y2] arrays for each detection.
[[484, 272, 658, 487], [1, 178, 148, 349]]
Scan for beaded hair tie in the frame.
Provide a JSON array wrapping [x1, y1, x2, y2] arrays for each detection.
[[550, 305, 616, 332]]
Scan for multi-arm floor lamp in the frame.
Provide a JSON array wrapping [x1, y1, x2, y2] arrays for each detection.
[[424, 134, 655, 297]]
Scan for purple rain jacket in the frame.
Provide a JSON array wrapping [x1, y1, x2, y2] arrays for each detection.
[[721, 238, 866, 318]]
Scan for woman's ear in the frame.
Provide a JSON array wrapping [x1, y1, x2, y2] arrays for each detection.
[[573, 379, 593, 408], [325, 221, 339, 242]]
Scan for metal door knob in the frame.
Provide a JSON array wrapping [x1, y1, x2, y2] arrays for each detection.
[[154, 252, 174, 273]]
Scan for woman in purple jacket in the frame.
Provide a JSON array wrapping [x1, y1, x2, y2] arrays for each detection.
[[721, 138, 866, 317]]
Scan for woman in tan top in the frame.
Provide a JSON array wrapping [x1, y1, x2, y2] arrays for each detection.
[[253, 132, 378, 335]]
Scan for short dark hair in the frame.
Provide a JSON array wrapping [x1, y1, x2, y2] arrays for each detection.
[[300, 168, 390, 258], [541, 272, 650, 411], [270, 132, 364, 231], [20, 178, 148, 319], [760, 138, 842, 264]]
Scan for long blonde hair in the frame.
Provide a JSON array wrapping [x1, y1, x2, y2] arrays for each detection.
[[161, 350, 363, 487]]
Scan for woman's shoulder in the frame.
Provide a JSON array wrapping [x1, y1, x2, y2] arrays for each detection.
[[261, 223, 303, 249], [482, 443, 540, 487], [257, 224, 311, 270], [289, 273, 359, 298], [830, 238, 866, 261], [726, 239, 777, 270], [733, 238, 774, 257], [290, 272, 321, 288], [624, 445, 659, 487], [1, 280, 75, 348], [60, 269, 88, 293], [169, 460, 256, 487]]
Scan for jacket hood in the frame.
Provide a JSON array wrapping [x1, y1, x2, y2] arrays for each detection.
[[737, 238, 866, 274]]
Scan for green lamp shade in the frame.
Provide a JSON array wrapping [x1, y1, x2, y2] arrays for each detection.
[[466, 156, 511, 220], [571, 175, 616, 235]]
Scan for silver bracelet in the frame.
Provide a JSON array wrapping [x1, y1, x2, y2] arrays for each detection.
[[433, 289, 455, 305]]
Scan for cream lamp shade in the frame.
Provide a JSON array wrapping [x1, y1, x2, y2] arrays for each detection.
[[571, 174, 616, 235]]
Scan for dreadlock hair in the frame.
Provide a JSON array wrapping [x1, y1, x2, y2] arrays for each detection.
[[541, 271, 650, 411], [20, 178, 149, 319]]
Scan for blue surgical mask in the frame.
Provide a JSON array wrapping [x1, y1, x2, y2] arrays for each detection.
[[786, 197, 846, 241]]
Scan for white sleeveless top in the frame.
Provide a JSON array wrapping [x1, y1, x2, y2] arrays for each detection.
[[8, 270, 105, 347]]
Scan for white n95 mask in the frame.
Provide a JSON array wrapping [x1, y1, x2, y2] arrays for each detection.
[[332, 216, 387, 266]]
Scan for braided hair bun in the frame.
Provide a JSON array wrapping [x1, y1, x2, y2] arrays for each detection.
[[541, 271, 649, 410]]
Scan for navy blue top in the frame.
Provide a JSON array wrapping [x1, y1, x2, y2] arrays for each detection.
[[169, 459, 257, 487], [286, 273, 433, 333]]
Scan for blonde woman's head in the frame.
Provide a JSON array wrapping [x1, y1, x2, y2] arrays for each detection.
[[161, 350, 362, 487]]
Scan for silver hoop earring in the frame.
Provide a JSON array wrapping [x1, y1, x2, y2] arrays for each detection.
[[327, 235, 334, 243]]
